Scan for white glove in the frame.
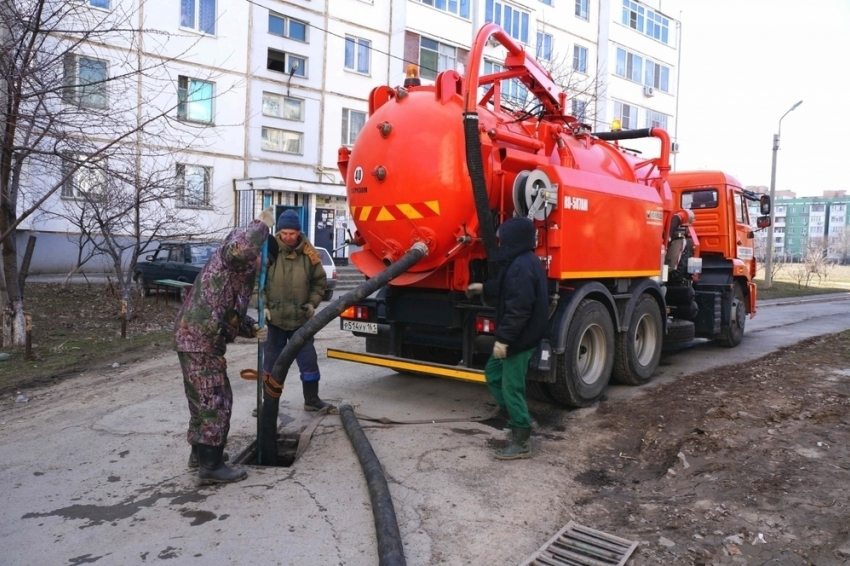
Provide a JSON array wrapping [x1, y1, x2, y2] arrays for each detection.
[[253, 324, 268, 342], [493, 341, 508, 359], [256, 205, 275, 229], [302, 303, 315, 319], [263, 308, 272, 324], [466, 283, 483, 298]]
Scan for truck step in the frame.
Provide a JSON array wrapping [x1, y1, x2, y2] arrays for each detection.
[[327, 348, 485, 383], [519, 521, 638, 566]]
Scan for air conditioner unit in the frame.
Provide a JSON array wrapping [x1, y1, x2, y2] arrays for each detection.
[[643, 85, 655, 97]]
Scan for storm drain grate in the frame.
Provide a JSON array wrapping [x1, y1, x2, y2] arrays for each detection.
[[519, 521, 638, 566]]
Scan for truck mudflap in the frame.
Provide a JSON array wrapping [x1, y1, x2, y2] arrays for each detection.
[[747, 280, 758, 317], [327, 348, 486, 383]]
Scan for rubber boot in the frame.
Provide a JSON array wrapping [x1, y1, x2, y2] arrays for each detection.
[[188, 445, 229, 469], [494, 427, 532, 460], [303, 381, 330, 412], [197, 444, 247, 484]]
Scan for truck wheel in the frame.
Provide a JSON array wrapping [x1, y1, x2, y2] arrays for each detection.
[[526, 380, 555, 403], [612, 293, 662, 386], [715, 283, 746, 348], [548, 299, 614, 408], [666, 319, 695, 344]]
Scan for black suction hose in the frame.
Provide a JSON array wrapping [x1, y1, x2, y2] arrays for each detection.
[[259, 242, 429, 465], [463, 112, 499, 274], [338, 401, 406, 566]]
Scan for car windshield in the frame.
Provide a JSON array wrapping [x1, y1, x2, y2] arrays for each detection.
[[190, 244, 219, 264]]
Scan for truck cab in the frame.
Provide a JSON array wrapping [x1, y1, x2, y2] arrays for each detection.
[[667, 171, 770, 340]]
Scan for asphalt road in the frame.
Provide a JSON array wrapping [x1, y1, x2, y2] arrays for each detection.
[[1, 293, 849, 566]]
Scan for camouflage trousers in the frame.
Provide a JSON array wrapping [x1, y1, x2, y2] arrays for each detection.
[[178, 352, 232, 447]]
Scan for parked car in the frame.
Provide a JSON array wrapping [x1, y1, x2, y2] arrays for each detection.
[[316, 246, 337, 302], [134, 241, 220, 295]]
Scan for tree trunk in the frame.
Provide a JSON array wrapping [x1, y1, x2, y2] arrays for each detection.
[[1, 235, 25, 346]]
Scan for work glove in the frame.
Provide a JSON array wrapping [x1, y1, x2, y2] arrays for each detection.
[[301, 303, 315, 320], [465, 283, 483, 298], [256, 205, 276, 229], [253, 324, 268, 342], [493, 341, 508, 360], [263, 307, 272, 324]]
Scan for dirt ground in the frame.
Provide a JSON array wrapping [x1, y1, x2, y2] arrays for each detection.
[[0, 283, 175, 394], [556, 332, 850, 565]]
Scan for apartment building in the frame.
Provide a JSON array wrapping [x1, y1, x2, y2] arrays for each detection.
[[17, 0, 680, 272], [749, 190, 850, 263]]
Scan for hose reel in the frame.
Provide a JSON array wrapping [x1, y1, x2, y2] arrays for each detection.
[[513, 169, 557, 220]]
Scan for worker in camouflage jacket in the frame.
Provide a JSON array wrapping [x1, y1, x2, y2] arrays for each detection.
[[174, 207, 274, 483], [261, 209, 329, 411]]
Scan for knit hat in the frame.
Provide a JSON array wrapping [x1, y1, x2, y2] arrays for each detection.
[[276, 209, 301, 232]]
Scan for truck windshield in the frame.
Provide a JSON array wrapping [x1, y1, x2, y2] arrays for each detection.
[[682, 189, 718, 210]]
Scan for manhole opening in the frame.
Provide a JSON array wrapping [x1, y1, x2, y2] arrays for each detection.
[[233, 433, 299, 468]]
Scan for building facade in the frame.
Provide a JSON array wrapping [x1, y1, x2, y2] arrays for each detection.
[[18, 0, 681, 273]]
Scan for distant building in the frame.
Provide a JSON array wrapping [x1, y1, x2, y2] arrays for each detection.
[[748, 190, 849, 263]]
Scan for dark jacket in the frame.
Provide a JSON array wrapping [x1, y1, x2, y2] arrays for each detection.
[[483, 217, 549, 356], [173, 220, 268, 354]]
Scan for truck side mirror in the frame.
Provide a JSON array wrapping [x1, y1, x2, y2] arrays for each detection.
[[759, 194, 771, 215], [756, 215, 771, 229]]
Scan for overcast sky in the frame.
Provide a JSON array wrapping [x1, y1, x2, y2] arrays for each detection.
[[657, 0, 849, 196]]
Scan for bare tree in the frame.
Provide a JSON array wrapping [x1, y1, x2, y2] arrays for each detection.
[[1, 0, 230, 346]]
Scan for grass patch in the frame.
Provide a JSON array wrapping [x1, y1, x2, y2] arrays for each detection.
[[755, 279, 850, 300], [0, 283, 178, 395]]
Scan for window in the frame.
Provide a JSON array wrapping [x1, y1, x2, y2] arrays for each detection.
[[812, 204, 825, 212], [540, 0, 553, 5], [177, 164, 211, 207], [573, 44, 587, 73], [644, 60, 669, 92], [344, 36, 371, 75], [616, 48, 670, 92], [622, 0, 669, 44], [268, 12, 307, 41], [62, 55, 107, 108], [682, 190, 718, 210], [789, 227, 795, 235], [571, 99, 587, 123], [613, 101, 636, 129], [615, 48, 642, 83], [177, 76, 214, 124], [342, 109, 367, 146], [536, 32, 553, 61], [414, 0, 470, 19], [261, 127, 302, 154], [419, 37, 456, 80], [646, 109, 668, 129], [575, 0, 588, 19], [88, 0, 110, 8], [61, 154, 106, 199], [262, 92, 303, 121], [482, 61, 528, 106], [485, 0, 529, 44], [267, 49, 306, 77], [180, 0, 216, 35]]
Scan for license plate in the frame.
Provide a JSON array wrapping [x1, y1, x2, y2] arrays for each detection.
[[342, 320, 378, 334]]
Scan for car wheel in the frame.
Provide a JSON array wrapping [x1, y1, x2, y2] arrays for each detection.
[[323, 289, 334, 302]]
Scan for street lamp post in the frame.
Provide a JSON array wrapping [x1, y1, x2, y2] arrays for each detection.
[[764, 100, 803, 288]]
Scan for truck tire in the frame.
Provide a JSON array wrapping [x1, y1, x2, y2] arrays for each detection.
[[666, 318, 695, 344], [612, 293, 662, 386], [548, 299, 614, 408], [715, 283, 746, 348], [526, 380, 555, 403]]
